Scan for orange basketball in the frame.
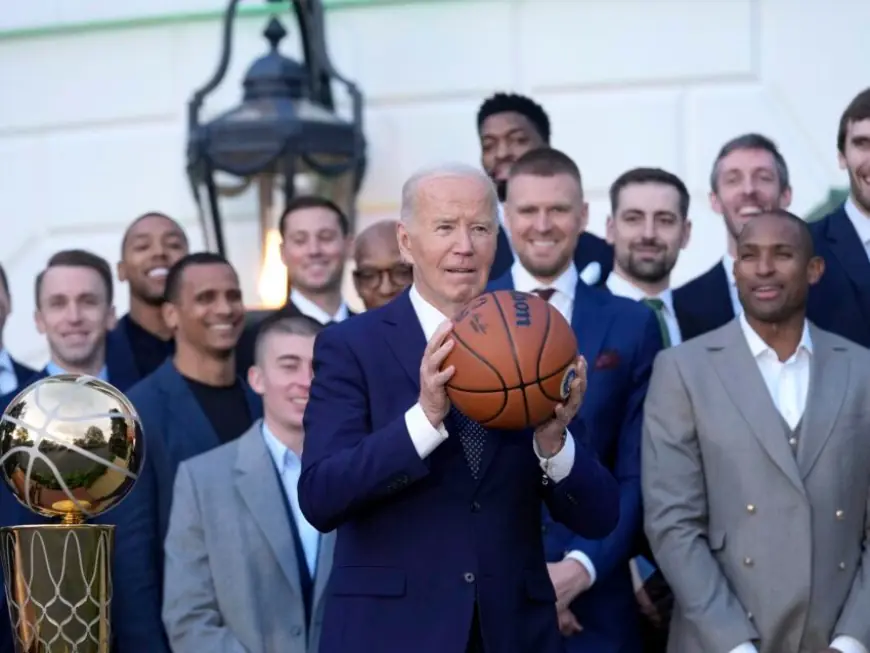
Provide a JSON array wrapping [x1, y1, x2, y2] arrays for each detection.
[[443, 290, 579, 430]]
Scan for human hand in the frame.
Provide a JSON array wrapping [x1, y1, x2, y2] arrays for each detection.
[[547, 558, 592, 610], [534, 356, 587, 455], [419, 319, 456, 427], [556, 607, 583, 637]]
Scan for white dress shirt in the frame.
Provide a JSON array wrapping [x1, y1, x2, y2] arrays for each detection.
[[262, 423, 320, 577], [290, 288, 350, 325], [844, 197, 870, 260], [404, 284, 577, 484], [606, 273, 683, 346], [506, 263, 599, 585], [722, 254, 743, 317], [0, 349, 19, 395], [729, 316, 866, 653]]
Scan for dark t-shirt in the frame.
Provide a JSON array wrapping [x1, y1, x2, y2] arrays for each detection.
[[125, 317, 175, 379], [183, 376, 252, 444]]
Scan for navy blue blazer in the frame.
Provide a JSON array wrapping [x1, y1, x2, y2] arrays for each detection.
[[9, 358, 36, 392], [110, 359, 262, 653], [491, 229, 614, 287], [671, 260, 734, 341], [297, 289, 619, 653], [489, 273, 663, 653], [807, 205, 870, 348]]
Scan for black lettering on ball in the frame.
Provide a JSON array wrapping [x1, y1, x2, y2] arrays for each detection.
[[509, 291, 532, 327]]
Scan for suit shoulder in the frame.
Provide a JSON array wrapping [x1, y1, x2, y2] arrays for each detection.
[[812, 323, 870, 357], [673, 262, 724, 297], [181, 438, 239, 480]]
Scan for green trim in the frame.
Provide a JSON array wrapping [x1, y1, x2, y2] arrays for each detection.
[[0, 0, 450, 42]]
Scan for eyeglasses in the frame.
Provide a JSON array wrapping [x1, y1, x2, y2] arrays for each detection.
[[353, 263, 413, 290]]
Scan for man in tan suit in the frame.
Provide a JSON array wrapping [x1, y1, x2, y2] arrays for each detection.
[[642, 209, 870, 653]]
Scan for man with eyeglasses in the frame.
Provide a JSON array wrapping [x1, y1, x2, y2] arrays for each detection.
[[352, 220, 412, 310]]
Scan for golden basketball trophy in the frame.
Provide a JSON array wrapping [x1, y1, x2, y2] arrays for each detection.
[[0, 375, 143, 652]]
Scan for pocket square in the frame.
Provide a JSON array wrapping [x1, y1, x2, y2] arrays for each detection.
[[594, 350, 621, 370]]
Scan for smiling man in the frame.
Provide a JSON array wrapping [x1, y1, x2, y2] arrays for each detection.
[[673, 133, 792, 341], [113, 211, 189, 380]]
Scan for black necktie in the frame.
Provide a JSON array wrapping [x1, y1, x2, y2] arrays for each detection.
[[533, 288, 556, 302], [446, 407, 486, 479]]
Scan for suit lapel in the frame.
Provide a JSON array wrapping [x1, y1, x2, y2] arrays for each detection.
[[825, 208, 870, 316], [235, 425, 304, 598], [571, 282, 612, 370], [106, 317, 142, 391], [161, 362, 221, 457], [313, 531, 335, 608], [707, 321, 805, 493], [382, 291, 427, 391], [798, 326, 850, 479]]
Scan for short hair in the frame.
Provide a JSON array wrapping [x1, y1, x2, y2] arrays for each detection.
[[278, 196, 350, 239], [0, 263, 8, 297], [163, 252, 233, 304], [609, 167, 690, 218], [738, 208, 814, 259], [35, 249, 114, 307], [254, 313, 323, 363], [399, 162, 498, 224], [477, 92, 551, 143], [710, 133, 790, 192], [838, 87, 870, 153], [121, 211, 188, 255], [508, 147, 581, 183]]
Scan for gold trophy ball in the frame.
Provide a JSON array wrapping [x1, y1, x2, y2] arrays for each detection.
[[0, 374, 144, 523]]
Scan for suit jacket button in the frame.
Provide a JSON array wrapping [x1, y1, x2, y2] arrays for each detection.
[[839, 562, 847, 570], [836, 509, 845, 520], [471, 501, 481, 513], [788, 437, 797, 447], [743, 557, 753, 567], [291, 626, 303, 637], [463, 572, 475, 583], [746, 504, 756, 514]]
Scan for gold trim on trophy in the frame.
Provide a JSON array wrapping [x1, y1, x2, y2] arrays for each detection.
[[0, 375, 143, 653]]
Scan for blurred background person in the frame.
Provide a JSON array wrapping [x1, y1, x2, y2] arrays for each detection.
[[352, 219, 412, 309], [0, 263, 35, 394]]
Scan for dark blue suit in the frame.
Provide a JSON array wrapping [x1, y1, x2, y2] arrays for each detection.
[[807, 205, 870, 348], [491, 229, 614, 287], [671, 261, 733, 341], [298, 289, 620, 653], [9, 358, 36, 392], [489, 273, 663, 652], [107, 360, 262, 653]]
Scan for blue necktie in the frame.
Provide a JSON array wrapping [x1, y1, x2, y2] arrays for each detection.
[[447, 407, 486, 478]]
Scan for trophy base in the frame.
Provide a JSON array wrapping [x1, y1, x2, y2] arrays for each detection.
[[0, 524, 114, 653]]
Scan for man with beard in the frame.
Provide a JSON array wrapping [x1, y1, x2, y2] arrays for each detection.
[[673, 133, 792, 340], [352, 220, 412, 310], [488, 148, 662, 653], [606, 167, 693, 346], [477, 92, 613, 283], [112, 211, 189, 380], [110, 252, 262, 653], [236, 196, 355, 373], [808, 87, 870, 348], [644, 209, 870, 653]]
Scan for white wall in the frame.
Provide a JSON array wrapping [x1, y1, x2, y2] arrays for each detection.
[[0, 0, 866, 365]]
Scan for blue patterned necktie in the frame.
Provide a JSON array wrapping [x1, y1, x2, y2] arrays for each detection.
[[447, 407, 486, 479]]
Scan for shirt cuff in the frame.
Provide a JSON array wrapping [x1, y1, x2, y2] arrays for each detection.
[[727, 643, 758, 653], [404, 403, 448, 459], [533, 429, 576, 482], [831, 636, 869, 653], [564, 550, 597, 586]]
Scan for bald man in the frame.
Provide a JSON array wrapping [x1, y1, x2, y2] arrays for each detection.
[[352, 220, 412, 310]]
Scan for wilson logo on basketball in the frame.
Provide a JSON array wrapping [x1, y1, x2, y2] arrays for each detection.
[[509, 291, 531, 327]]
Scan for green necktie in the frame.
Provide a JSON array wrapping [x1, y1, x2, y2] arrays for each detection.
[[642, 298, 672, 348]]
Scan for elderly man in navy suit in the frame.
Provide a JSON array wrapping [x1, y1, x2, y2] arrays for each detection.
[[489, 148, 663, 653], [808, 87, 870, 348], [298, 162, 619, 653], [110, 252, 262, 653]]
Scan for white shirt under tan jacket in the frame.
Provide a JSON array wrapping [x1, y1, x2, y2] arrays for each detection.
[[641, 316, 870, 653]]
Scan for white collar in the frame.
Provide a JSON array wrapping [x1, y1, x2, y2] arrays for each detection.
[[722, 254, 737, 288], [261, 420, 302, 471], [606, 273, 676, 315], [739, 312, 813, 360], [510, 261, 578, 298], [844, 197, 870, 246], [408, 284, 450, 342], [290, 289, 349, 324]]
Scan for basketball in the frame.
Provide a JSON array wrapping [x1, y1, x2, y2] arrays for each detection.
[[443, 290, 579, 430]]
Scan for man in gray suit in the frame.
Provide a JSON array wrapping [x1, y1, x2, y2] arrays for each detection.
[[642, 209, 870, 653], [162, 314, 334, 653]]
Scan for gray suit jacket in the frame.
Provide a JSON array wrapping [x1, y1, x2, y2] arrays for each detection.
[[642, 319, 870, 653], [162, 420, 335, 653]]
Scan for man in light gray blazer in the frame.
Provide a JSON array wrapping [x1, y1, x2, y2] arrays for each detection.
[[642, 210, 870, 653], [162, 314, 334, 653]]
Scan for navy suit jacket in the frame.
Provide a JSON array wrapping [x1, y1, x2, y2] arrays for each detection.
[[671, 261, 734, 341], [491, 229, 614, 287], [9, 358, 36, 392], [489, 273, 663, 652], [807, 205, 870, 348], [297, 290, 620, 653], [109, 360, 262, 653]]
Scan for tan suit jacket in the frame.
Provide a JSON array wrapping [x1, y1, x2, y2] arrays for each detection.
[[642, 320, 870, 653]]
